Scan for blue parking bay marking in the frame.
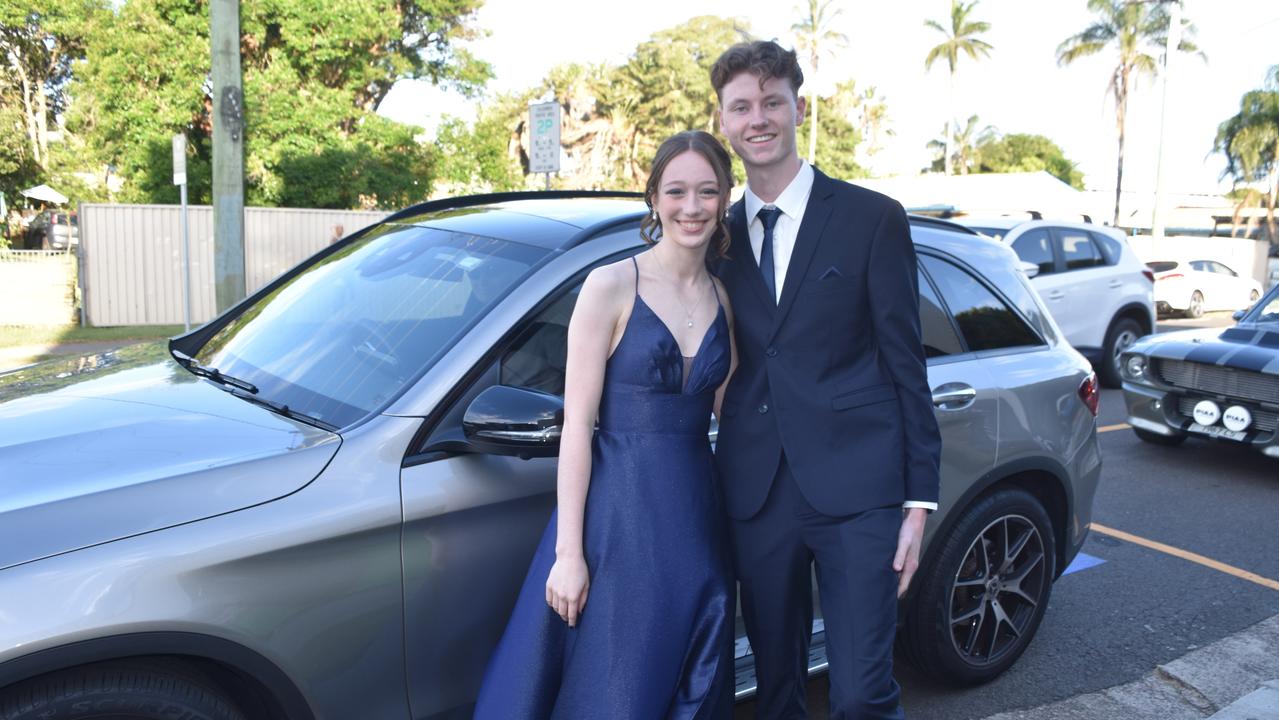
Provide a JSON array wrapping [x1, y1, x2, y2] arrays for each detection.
[[1062, 552, 1106, 576]]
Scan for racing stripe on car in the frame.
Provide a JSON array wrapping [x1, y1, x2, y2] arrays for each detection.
[[1256, 330, 1279, 350], [1148, 341, 1202, 361], [1221, 346, 1276, 372], [1265, 355, 1279, 374], [1185, 343, 1238, 366]]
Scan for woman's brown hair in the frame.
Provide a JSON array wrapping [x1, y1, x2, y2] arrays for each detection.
[[639, 131, 734, 260]]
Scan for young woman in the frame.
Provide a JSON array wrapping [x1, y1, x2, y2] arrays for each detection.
[[474, 131, 739, 719]]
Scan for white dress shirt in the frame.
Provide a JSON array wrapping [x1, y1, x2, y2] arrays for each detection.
[[743, 162, 938, 513]]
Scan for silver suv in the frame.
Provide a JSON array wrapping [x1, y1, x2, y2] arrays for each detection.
[[960, 216, 1155, 388], [0, 194, 1101, 719]]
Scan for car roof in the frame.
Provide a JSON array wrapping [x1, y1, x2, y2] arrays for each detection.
[[379, 191, 984, 252]]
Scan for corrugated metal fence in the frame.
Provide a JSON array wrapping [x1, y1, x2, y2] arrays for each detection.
[[81, 205, 387, 326]]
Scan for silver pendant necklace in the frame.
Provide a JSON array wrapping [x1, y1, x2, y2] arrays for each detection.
[[652, 248, 706, 327]]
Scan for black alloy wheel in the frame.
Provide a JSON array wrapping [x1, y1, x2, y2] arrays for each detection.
[[898, 487, 1056, 685]]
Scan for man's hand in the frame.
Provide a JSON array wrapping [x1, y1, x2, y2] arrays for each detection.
[[893, 507, 928, 598]]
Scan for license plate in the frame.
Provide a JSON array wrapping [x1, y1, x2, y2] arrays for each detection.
[[1188, 423, 1246, 442]]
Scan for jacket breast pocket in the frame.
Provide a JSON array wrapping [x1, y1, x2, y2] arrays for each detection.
[[831, 383, 897, 411], [800, 273, 860, 297]]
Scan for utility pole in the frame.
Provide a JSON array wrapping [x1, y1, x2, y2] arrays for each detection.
[[211, 0, 245, 312], [1151, 0, 1182, 239]]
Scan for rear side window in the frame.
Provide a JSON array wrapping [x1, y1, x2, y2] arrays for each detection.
[[1057, 229, 1104, 270], [921, 255, 1043, 352], [1090, 231, 1122, 264], [1011, 229, 1054, 276], [918, 269, 964, 358]]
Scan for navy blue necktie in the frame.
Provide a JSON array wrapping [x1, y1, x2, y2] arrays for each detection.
[[757, 206, 782, 304]]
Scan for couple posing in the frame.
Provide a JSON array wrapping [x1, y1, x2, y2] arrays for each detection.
[[475, 40, 941, 720]]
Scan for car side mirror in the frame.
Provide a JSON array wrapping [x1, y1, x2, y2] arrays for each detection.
[[1018, 260, 1040, 279], [1232, 310, 1246, 322], [463, 385, 563, 458]]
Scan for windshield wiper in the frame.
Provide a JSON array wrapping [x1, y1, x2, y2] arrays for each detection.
[[171, 349, 259, 394], [223, 385, 340, 432]]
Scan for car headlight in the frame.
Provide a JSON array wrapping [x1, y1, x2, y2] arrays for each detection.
[[1124, 354, 1147, 379]]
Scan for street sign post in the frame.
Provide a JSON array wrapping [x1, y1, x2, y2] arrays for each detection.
[[528, 101, 561, 189], [173, 133, 191, 331]]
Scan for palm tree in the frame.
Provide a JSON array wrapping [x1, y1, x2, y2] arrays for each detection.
[[1057, 0, 1201, 226], [924, 0, 993, 175], [1215, 66, 1279, 242], [792, 0, 848, 164], [928, 115, 995, 174]]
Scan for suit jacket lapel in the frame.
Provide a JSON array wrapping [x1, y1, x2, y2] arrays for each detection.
[[770, 169, 835, 338], [728, 200, 775, 314]]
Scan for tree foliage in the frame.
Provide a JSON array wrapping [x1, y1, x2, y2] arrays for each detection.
[[1215, 66, 1279, 242], [974, 132, 1084, 189], [53, 0, 488, 208], [1057, 0, 1202, 223], [923, 0, 993, 176]]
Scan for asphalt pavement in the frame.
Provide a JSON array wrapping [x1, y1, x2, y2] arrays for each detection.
[[735, 312, 1279, 719]]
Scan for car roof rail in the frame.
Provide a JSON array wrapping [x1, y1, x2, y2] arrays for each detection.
[[380, 190, 645, 224], [907, 214, 979, 235]]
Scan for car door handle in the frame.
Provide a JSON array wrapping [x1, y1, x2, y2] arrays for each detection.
[[932, 384, 976, 410], [1108, 280, 1123, 288], [1046, 290, 1065, 300]]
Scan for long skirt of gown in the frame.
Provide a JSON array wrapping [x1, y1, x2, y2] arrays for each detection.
[[474, 295, 734, 720]]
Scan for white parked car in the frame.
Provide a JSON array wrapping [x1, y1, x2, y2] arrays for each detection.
[[1146, 259, 1264, 318], [960, 216, 1155, 388]]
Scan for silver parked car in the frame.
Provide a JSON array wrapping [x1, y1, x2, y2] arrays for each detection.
[[0, 193, 1102, 719]]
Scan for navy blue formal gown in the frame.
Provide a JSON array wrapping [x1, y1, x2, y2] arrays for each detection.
[[475, 258, 734, 719]]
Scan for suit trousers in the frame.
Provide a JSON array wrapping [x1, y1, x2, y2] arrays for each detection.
[[730, 456, 904, 720]]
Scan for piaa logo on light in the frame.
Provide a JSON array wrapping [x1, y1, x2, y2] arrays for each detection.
[[1193, 400, 1221, 426], [1222, 406, 1252, 433]]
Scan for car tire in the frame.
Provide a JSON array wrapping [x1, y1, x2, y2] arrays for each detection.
[[1099, 317, 1143, 389], [1134, 427, 1186, 446], [0, 659, 247, 720], [898, 487, 1056, 686], [1185, 291, 1204, 318]]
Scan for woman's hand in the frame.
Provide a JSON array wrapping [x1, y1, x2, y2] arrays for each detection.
[[545, 554, 591, 627]]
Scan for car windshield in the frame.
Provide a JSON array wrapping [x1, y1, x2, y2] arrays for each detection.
[[1247, 289, 1279, 324], [192, 222, 548, 428]]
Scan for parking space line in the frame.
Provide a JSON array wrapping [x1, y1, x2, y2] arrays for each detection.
[[1097, 423, 1131, 433], [1092, 523, 1279, 591]]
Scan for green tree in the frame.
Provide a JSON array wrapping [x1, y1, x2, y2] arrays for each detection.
[[792, 0, 847, 165], [1215, 66, 1279, 243], [435, 107, 522, 194], [0, 0, 107, 175], [927, 114, 995, 175], [1057, 0, 1201, 224], [66, 0, 489, 208], [797, 78, 865, 180], [973, 132, 1085, 189], [924, 0, 993, 176]]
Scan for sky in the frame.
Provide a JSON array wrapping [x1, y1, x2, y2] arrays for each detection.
[[377, 0, 1279, 199]]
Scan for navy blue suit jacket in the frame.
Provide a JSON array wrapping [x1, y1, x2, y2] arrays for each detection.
[[715, 168, 942, 520]]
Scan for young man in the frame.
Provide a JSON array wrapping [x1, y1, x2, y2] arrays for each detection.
[[710, 41, 942, 719]]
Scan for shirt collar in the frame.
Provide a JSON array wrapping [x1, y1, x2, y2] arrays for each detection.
[[744, 161, 815, 224]]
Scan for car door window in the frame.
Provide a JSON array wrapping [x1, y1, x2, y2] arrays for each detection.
[[1057, 229, 1103, 271], [918, 269, 964, 358], [500, 285, 580, 396], [920, 255, 1043, 352], [1089, 231, 1123, 265], [1011, 229, 1054, 276]]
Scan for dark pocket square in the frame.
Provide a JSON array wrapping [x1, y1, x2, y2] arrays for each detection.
[[820, 266, 843, 280]]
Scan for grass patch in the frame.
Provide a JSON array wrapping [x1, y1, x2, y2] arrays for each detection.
[[0, 324, 186, 350]]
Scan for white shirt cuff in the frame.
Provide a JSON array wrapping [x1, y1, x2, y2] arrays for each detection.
[[903, 501, 938, 512]]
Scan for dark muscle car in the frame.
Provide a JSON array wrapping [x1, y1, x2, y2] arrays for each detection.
[[1121, 281, 1279, 457]]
